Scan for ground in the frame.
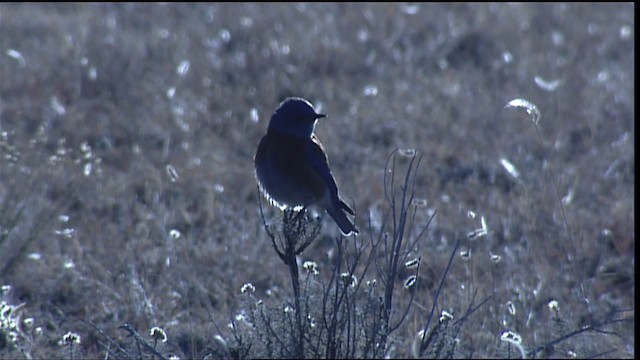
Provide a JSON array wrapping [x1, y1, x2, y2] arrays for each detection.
[[0, 3, 634, 359]]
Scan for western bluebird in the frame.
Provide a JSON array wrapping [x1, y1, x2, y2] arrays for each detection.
[[254, 97, 359, 236]]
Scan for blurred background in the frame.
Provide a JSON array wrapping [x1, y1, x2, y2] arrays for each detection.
[[0, 3, 634, 358]]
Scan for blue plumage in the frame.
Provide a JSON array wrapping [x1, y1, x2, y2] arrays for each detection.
[[254, 97, 358, 236]]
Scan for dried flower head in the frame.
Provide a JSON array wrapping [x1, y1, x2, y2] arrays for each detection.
[[1, 301, 12, 318], [169, 229, 181, 240], [150, 327, 167, 343], [500, 330, 522, 344], [439, 310, 453, 322], [340, 273, 358, 288], [61, 331, 81, 345], [240, 283, 255, 293], [500, 330, 525, 358], [7, 331, 18, 344], [307, 314, 316, 328], [303, 261, 319, 275], [23, 317, 34, 328], [1, 285, 11, 295]]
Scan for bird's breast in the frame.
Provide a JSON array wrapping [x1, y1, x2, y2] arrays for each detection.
[[254, 133, 327, 208]]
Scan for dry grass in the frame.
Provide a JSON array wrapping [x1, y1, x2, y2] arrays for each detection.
[[0, 3, 634, 358]]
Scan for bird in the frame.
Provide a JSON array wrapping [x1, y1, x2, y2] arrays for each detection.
[[254, 97, 359, 236]]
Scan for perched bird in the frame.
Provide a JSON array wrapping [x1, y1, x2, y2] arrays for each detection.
[[254, 97, 358, 236]]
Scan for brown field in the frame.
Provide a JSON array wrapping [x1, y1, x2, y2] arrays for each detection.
[[0, 3, 634, 358]]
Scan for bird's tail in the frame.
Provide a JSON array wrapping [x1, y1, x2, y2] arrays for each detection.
[[340, 198, 355, 215], [327, 205, 359, 236]]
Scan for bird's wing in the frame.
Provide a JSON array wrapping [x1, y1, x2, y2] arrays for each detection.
[[305, 135, 338, 192], [305, 135, 355, 215]]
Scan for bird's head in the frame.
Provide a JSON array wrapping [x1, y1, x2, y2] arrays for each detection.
[[268, 97, 326, 138]]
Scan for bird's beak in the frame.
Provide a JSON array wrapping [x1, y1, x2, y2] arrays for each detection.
[[316, 113, 327, 119]]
